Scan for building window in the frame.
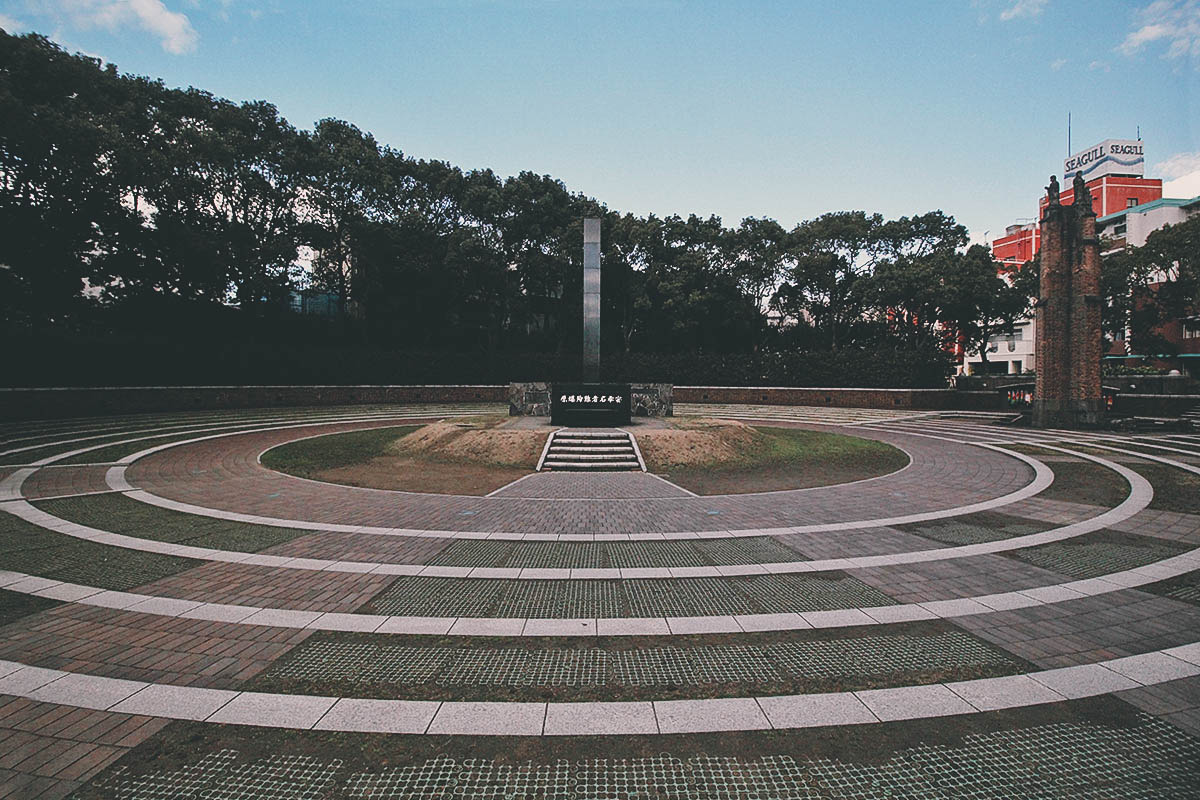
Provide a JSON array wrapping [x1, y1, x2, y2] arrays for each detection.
[[1115, 223, 1127, 236], [1126, 198, 1139, 208], [1184, 321, 1200, 339]]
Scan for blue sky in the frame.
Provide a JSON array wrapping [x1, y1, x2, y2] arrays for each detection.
[[2, 0, 1197, 244]]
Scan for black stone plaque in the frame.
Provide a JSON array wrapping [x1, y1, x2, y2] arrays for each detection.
[[551, 383, 631, 426]]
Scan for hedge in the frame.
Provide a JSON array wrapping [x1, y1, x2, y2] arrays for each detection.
[[3, 330, 953, 389]]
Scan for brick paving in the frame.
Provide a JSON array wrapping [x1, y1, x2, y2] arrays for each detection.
[[124, 422, 1034, 534], [0, 408, 1197, 795], [19, 467, 117, 501]]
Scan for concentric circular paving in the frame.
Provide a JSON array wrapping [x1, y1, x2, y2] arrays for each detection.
[[2, 404, 1199, 798]]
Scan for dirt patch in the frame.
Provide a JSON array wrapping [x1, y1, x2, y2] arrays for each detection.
[[265, 417, 543, 495], [390, 418, 545, 467], [316, 458, 531, 496], [636, 418, 759, 467], [643, 421, 908, 495]]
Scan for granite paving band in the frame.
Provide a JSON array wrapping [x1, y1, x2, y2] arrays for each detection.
[[0, 642, 1197, 735], [1, 535, 1196, 636]]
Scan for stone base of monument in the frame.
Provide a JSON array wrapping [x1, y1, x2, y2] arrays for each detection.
[[1032, 398, 1107, 429], [508, 382, 673, 421], [550, 383, 631, 427]]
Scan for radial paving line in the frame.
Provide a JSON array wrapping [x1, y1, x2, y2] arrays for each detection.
[[2, 447, 1149, 579], [0, 643, 1196, 735]]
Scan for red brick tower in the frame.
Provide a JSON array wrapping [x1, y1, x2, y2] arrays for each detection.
[[1033, 173, 1104, 428]]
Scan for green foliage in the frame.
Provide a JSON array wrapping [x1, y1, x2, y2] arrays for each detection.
[[1103, 215, 1200, 357], [3, 30, 979, 385]]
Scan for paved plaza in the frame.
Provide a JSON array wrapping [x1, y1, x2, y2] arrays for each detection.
[[1, 404, 1199, 797]]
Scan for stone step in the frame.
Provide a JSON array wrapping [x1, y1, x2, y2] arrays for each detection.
[[543, 461, 641, 471], [546, 451, 635, 461], [537, 429, 644, 472], [556, 431, 628, 439]]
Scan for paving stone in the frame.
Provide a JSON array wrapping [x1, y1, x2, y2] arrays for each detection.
[[1105, 652, 1200, 685], [543, 701, 657, 735], [1029, 664, 1142, 699], [313, 698, 440, 734], [109, 684, 238, 721], [653, 698, 770, 733], [757, 692, 878, 728], [206, 692, 337, 729], [855, 684, 976, 721], [426, 701, 545, 736], [945, 674, 1066, 711], [27, 674, 147, 711]]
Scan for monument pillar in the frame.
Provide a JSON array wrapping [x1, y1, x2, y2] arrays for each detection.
[[582, 218, 601, 383], [1033, 173, 1104, 428]]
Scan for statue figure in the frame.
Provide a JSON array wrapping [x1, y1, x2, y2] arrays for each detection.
[[1072, 171, 1092, 212], [1046, 175, 1060, 205]]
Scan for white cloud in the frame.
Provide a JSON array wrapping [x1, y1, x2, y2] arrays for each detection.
[[1050, 58, 1067, 70], [1000, 0, 1048, 21], [50, 0, 198, 54], [1156, 151, 1200, 179], [0, 11, 26, 30], [1119, 0, 1200, 62], [1089, 59, 1111, 71], [1155, 151, 1200, 198], [1164, 171, 1200, 197]]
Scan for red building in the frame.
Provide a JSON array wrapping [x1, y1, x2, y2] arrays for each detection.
[[992, 222, 1039, 269], [1038, 175, 1162, 219], [992, 139, 1161, 264]]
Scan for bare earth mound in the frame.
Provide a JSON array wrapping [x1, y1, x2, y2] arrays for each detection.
[[275, 417, 543, 495], [640, 418, 909, 495]]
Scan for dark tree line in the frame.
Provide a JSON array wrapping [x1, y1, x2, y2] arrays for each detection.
[[2, 31, 1035, 384]]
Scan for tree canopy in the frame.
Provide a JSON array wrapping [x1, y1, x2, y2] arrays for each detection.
[[1, 30, 1063, 386]]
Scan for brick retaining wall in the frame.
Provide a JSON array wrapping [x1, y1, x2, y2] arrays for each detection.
[[674, 386, 958, 410], [0, 385, 507, 421], [5, 384, 1191, 422]]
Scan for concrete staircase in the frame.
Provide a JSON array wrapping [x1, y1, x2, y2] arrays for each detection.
[[538, 429, 644, 472]]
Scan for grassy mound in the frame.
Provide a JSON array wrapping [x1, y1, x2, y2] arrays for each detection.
[[642, 419, 909, 495]]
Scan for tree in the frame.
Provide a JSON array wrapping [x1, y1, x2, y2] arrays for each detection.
[[0, 33, 140, 323], [949, 246, 1031, 372], [300, 119, 387, 321], [729, 216, 791, 333], [777, 211, 888, 350]]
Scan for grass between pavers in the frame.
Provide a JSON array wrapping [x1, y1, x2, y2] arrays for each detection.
[[74, 701, 1200, 799], [1061, 445, 1200, 515], [1111, 463, 1199, 515], [1004, 528, 1192, 581], [0, 511, 203, 591], [428, 536, 807, 569], [1144, 569, 1200, 607], [1005, 444, 1132, 508], [0, 587, 60, 628], [245, 622, 1027, 703], [893, 510, 1053, 546], [36, 493, 309, 553], [365, 572, 898, 619], [650, 426, 909, 495]]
